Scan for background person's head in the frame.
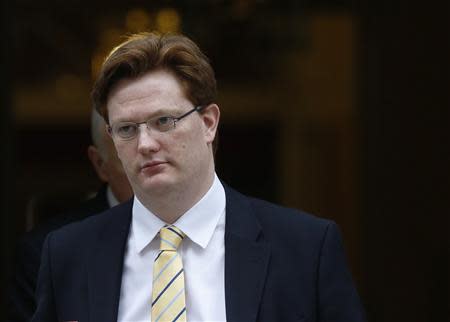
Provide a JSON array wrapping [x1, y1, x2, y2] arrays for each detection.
[[92, 32, 219, 153], [87, 110, 133, 203]]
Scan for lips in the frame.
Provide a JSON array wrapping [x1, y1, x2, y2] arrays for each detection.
[[142, 160, 165, 167], [140, 160, 167, 173]]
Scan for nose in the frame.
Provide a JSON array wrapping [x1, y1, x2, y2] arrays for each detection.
[[136, 124, 161, 154]]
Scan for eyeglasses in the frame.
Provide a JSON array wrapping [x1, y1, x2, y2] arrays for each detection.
[[108, 105, 205, 140]]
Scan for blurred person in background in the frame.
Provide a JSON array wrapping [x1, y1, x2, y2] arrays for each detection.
[[7, 110, 133, 322], [32, 32, 366, 322]]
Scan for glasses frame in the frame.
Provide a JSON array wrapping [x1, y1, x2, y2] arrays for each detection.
[[107, 105, 206, 140]]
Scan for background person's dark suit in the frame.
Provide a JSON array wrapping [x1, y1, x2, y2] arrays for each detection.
[[32, 185, 366, 322], [7, 186, 110, 322]]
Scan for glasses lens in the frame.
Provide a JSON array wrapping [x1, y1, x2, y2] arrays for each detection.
[[149, 116, 174, 132], [114, 123, 138, 139]]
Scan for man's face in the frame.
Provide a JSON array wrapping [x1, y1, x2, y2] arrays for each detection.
[[106, 69, 219, 201]]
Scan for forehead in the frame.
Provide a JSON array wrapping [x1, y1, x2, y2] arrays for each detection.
[[107, 69, 190, 119]]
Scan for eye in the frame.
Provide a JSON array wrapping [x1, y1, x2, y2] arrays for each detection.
[[154, 116, 174, 132], [157, 116, 171, 125], [116, 123, 137, 138]]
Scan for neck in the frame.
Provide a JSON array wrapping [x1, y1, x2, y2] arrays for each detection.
[[137, 168, 215, 224]]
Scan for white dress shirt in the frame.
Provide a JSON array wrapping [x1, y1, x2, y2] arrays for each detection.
[[117, 174, 227, 322]]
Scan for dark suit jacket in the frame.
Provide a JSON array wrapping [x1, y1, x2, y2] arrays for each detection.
[[31, 185, 366, 322], [7, 186, 110, 322]]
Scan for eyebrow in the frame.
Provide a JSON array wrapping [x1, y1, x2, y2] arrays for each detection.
[[113, 107, 189, 123]]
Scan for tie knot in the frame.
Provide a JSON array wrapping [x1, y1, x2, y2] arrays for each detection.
[[159, 225, 185, 251]]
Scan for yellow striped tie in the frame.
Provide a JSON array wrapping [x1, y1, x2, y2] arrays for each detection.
[[151, 225, 187, 322]]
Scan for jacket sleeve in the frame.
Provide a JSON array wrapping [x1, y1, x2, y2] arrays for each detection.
[[31, 233, 57, 322], [317, 221, 367, 322]]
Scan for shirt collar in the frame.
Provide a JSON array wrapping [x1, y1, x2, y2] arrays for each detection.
[[132, 174, 226, 253], [132, 196, 166, 254]]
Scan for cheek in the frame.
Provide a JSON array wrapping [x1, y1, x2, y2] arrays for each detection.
[[115, 144, 132, 162], [169, 130, 190, 150], [115, 151, 125, 165], [110, 159, 126, 175]]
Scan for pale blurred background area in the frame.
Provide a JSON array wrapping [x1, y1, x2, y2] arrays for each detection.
[[1, 0, 448, 321]]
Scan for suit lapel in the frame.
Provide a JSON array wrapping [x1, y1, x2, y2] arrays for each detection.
[[224, 186, 271, 322], [87, 199, 133, 322]]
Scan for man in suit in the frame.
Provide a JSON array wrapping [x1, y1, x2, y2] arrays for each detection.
[[32, 32, 366, 322], [7, 111, 133, 321]]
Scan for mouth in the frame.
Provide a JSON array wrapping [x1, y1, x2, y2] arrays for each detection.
[[140, 161, 167, 172]]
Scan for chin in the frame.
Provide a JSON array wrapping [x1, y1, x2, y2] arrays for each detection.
[[138, 173, 178, 194]]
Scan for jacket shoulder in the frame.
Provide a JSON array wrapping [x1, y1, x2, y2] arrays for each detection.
[[250, 196, 334, 242], [224, 183, 334, 241], [249, 196, 331, 228], [45, 199, 132, 250]]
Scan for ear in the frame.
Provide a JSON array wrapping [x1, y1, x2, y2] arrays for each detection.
[[105, 123, 113, 138], [201, 104, 220, 144], [87, 145, 108, 182]]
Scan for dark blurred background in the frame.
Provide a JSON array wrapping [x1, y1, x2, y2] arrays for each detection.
[[1, 0, 448, 321]]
